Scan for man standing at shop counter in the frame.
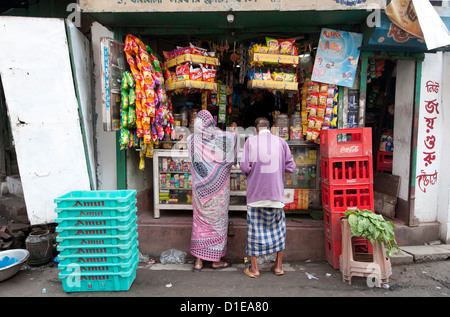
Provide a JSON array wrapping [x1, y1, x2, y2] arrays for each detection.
[[240, 117, 296, 278]]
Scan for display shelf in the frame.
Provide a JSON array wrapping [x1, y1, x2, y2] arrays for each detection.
[[153, 149, 247, 218], [164, 53, 220, 69], [283, 142, 322, 217], [247, 79, 298, 91], [249, 52, 299, 65], [165, 80, 218, 91], [153, 143, 322, 219]]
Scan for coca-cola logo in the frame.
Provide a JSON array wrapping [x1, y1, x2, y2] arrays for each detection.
[[339, 145, 360, 153]]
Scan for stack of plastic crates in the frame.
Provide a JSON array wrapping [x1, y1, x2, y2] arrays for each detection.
[[320, 128, 374, 269], [54, 190, 138, 292]]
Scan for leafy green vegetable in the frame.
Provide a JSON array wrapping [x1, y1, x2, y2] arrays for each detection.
[[344, 209, 401, 258]]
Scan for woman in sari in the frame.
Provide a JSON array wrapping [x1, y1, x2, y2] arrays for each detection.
[[187, 110, 238, 271]]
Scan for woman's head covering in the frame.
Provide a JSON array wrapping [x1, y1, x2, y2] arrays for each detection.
[[187, 110, 238, 204]]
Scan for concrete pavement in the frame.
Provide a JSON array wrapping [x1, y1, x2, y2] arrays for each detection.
[[0, 244, 449, 304]]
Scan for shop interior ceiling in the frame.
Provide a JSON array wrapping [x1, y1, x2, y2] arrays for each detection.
[[84, 10, 371, 49]]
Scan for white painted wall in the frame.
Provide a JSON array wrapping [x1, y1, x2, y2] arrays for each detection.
[[0, 16, 91, 225], [414, 52, 443, 223], [438, 52, 450, 243], [393, 60, 415, 202], [91, 22, 117, 190]]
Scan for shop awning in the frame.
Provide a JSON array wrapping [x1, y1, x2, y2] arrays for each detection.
[[361, 4, 450, 52]]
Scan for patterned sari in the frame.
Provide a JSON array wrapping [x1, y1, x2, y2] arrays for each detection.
[[187, 110, 238, 261]]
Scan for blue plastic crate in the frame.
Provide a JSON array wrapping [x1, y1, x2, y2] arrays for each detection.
[[57, 232, 138, 257], [55, 209, 136, 228], [58, 250, 138, 275], [57, 241, 138, 266], [59, 258, 138, 292], [55, 215, 137, 238], [54, 190, 136, 209], [56, 224, 138, 247], [55, 200, 137, 218]]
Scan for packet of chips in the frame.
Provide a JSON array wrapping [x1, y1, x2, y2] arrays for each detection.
[[121, 90, 129, 110], [129, 88, 136, 106], [278, 39, 295, 55], [266, 37, 279, 54]]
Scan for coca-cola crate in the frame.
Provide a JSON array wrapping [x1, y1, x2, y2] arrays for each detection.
[[323, 208, 375, 246], [321, 156, 373, 186], [321, 183, 374, 213], [323, 209, 345, 241], [325, 233, 372, 269], [376, 151, 393, 172], [320, 128, 372, 158]]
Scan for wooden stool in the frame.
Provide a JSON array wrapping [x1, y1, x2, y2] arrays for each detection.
[[339, 218, 392, 287]]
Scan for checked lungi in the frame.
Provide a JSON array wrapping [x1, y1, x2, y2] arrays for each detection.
[[246, 206, 286, 256]]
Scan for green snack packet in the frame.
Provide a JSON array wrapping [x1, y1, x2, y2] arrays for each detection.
[[121, 72, 129, 90], [121, 89, 129, 110], [125, 71, 135, 88], [129, 88, 136, 106]]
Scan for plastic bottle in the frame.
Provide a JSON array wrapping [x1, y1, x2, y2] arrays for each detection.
[[305, 167, 311, 188]]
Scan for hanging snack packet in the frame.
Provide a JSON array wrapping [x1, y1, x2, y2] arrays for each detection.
[[307, 117, 316, 129], [128, 106, 136, 128], [129, 88, 136, 106], [121, 90, 129, 110], [121, 108, 129, 128], [121, 72, 129, 90], [125, 71, 135, 88], [278, 39, 296, 55], [266, 37, 280, 54], [120, 128, 130, 150], [314, 118, 323, 130], [317, 105, 326, 119], [319, 94, 327, 107]]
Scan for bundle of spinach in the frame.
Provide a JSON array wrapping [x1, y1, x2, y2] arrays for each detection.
[[344, 209, 401, 258]]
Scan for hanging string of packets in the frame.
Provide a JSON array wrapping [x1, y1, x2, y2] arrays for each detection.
[[121, 34, 175, 170]]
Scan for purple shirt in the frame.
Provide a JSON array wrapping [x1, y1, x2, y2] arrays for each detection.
[[240, 130, 296, 205]]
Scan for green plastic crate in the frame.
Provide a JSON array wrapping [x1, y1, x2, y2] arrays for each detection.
[[55, 215, 137, 238], [59, 258, 138, 292], [58, 250, 138, 275], [55, 209, 136, 228], [57, 241, 138, 266], [56, 224, 138, 247], [54, 190, 136, 209], [57, 232, 138, 257], [55, 200, 137, 218]]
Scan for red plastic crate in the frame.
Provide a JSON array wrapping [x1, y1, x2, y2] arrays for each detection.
[[323, 208, 376, 243], [321, 156, 373, 186], [325, 234, 372, 269], [321, 183, 374, 213], [376, 151, 393, 172], [320, 128, 372, 158], [323, 209, 345, 241]]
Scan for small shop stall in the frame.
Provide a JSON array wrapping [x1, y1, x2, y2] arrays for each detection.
[[102, 26, 365, 219]]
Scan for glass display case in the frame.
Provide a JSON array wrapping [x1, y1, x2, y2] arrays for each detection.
[[284, 141, 322, 217], [152, 149, 247, 218], [153, 142, 321, 219]]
